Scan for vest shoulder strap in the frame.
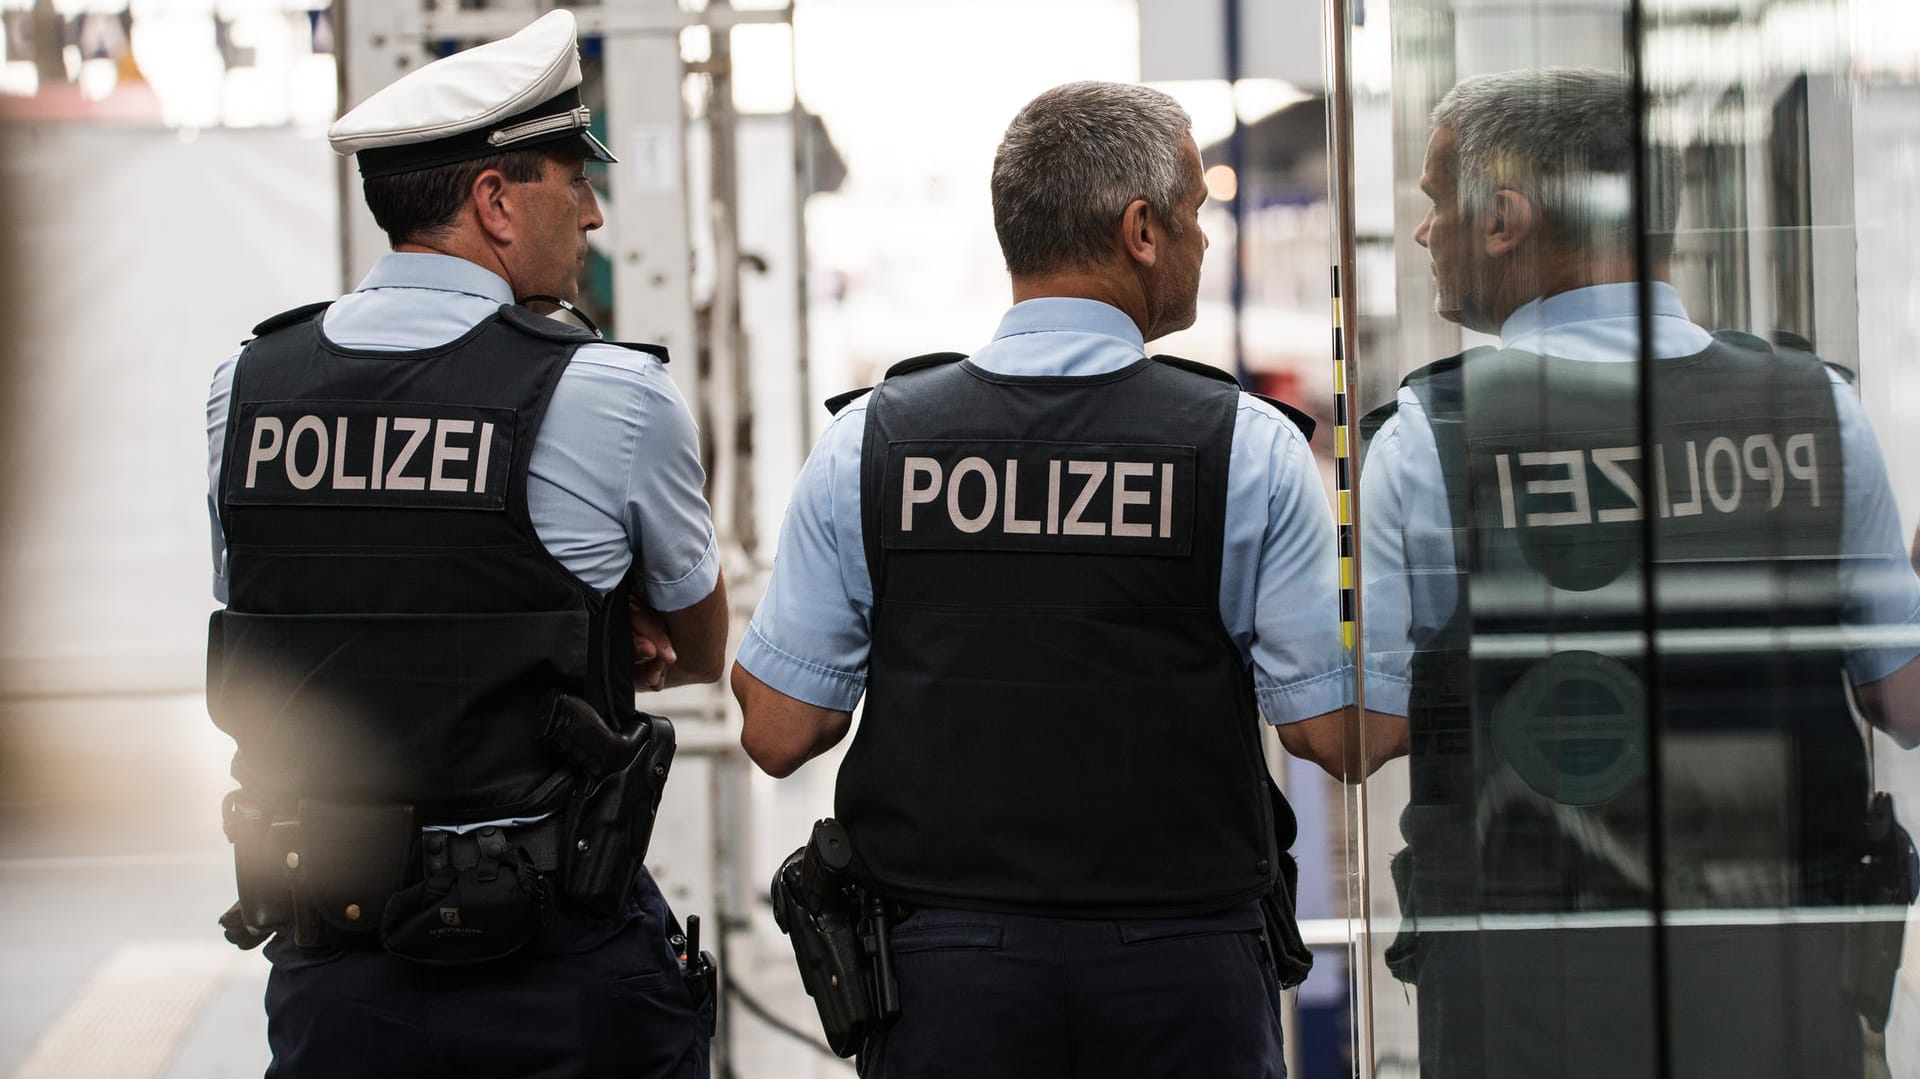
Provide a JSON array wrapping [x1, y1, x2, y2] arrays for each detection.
[[1712, 327, 1853, 385], [1149, 353, 1239, 387], [1150, 354, 1318, 442], [495, 304, 599, 343], [824, 352, 970, 416], [248, 301, 332, 341], [885, 351, 969, 379]]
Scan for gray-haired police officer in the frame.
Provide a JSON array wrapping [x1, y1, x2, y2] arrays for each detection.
[[733, 81, 1371, 1079], [203, 12, 726, 1076], [1361, 67, 1920, 1078]]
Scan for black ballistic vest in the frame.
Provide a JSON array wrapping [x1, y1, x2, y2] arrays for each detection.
[[208, 303, 638, 825], [1394, 336, 1863, 914], [838, 354, 1280, 918]]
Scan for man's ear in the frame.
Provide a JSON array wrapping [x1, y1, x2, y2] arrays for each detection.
[[471, 169, 514, 245], [1118, 197, 1158, 268], [1483, 188, 1535, 257]]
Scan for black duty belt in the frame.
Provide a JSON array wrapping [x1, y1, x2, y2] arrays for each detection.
[[422, 817, 566, 876]]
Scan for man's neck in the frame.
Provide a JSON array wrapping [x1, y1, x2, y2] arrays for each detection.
[[1010, 267, 1149, 338], [1487, 250, 1669, 329]]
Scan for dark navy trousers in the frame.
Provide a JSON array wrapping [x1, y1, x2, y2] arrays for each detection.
[[262, 872, 709, 1079], [857, 904, 1286, 1079]]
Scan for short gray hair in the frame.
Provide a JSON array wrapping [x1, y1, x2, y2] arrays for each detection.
[[1432, 67, 1680, 258], [991, 81, 1195, 277]]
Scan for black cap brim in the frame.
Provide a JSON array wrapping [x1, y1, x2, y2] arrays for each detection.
[[357, 88, 618, 178]]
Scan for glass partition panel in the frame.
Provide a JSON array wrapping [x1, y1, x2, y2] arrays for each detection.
[[1342, 0, 1920, 1075]]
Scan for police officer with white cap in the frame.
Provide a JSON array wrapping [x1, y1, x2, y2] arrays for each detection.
[[733, 81, 1369, 1078], [203, 11, 725, 1076], [1361, 67, 1920, 1078]]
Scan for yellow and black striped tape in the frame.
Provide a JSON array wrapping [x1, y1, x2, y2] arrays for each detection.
[[1331, 266, 1355, 652]]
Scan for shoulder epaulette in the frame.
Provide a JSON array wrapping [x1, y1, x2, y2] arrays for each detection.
[[824, 352, 969, 416], [1251, 392, 1317, 443], [247, 301, 332, 341], [606, 341, 670, 363]]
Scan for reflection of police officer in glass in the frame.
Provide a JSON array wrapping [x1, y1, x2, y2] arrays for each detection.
[[733, 81, 1358, 1078], [1362, 68, 1920, 1077], [202, 13, 727, 1077]]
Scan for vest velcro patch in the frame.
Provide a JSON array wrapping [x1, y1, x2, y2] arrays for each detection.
[[226, 399, 515, 510], [881, 439, 1195, 556]]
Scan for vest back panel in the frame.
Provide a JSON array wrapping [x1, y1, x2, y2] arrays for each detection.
[[842, 357, 1277, 917], [209, 310, 635, 823], [1403, 340, 1862, 913]]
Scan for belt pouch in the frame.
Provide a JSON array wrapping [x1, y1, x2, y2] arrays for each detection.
[[382, 827, 548, 965], [286, 800, 415, 951], [223, 790, 292, 936]]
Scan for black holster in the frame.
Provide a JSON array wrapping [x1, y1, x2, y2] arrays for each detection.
[[542, 697, 677, 918], [1840, 792, 1920, 1032], [771, 818, 900, 1057], [1259, 784, 1315, 989]]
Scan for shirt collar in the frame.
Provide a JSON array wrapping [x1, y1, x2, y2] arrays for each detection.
[[353, 252, 516, 307], [988, 298, 1146, 353], [1500, 281, 1692, 346], [965, 298, 1150, 378]]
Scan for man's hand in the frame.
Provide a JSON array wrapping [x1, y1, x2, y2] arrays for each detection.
[[628, 569, 729, 692], [629, 593, 678, 692]]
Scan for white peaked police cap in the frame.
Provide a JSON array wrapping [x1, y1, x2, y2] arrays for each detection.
[[327, 9, 617, 179]]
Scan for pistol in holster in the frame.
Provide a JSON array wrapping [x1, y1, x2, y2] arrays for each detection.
[[770, 818, 902, 1057], [1258, 782, 1315, 989], [539, 692, 677, 918]]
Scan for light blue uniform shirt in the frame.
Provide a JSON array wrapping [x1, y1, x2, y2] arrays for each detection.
[[737, 297, 1354, 725], [1362, 282, 1920, 715], [206, 253, 719, 611]]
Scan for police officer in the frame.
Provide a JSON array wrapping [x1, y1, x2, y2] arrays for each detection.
[[733, 81, 1365, 1078], [203, 12, 726, 1076], [1360, 67, 1920, 1077]]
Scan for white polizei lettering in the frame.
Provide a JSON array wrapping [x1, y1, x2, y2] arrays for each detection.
[[244, 417, 284, 489], [1110, 462, 1155, 537], [1654, 444, 1671, 518], [1743, 434, 1785, 509], [1494, 453, 1518, 528], [429, 419, 474, 493], [330, 417, 367, 490], [1062, 461, 1108, 536], [900, 456, 942, 531], [369, 417, 387, 491], [472, 422, 495, 495], [284, 416, 329, 491], [946, 457, 997, 533], [1785, 433, 1820, 507], [1591, 445, 1644, 523], [1672, 441, 1704, 517], [385, 418, 430, 491], [1520, 450, 1591, 527], [1704, 436, 1742, 513], [1159, 463, 1174, 538], [1046, 460, 1062, 535], [1002, 460, 1041, 534]]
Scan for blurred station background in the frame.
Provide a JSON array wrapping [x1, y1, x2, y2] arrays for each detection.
[[0, 0, 1916, 1076]]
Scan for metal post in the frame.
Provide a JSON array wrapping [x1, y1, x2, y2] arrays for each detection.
[[1318, 0, 1376, 1074]]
